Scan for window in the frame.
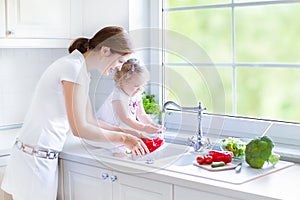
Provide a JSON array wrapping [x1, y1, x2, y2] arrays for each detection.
[[161, 0, 300, 159], [162, 0, 300, 123]]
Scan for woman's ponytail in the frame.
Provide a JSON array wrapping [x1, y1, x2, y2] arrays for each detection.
[[68, 38, 89, 54]]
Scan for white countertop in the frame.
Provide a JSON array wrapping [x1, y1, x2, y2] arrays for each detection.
[[1, 129, 299, 199], [61, 133, 300, 200]]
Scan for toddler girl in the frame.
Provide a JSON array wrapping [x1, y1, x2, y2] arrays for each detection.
[[96, 58, 163, 135]]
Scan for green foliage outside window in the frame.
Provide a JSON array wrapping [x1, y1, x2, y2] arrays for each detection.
[[164, 0, 300, 122]]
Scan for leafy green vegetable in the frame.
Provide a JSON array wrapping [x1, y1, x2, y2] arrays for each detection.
[[221, 137, 246, 158], [245, 136, 279, 169], [142, 92, 161, 115], [268, 153, 280, 167]]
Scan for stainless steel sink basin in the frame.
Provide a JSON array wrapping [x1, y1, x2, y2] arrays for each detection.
[[171, 153, 198, 167]]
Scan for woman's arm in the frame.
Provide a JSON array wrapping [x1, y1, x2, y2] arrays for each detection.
[[62, 80, 149, 155], [86, 97, 123, 131], [113, 99, 160, 134], [86, 97, 147, 139]]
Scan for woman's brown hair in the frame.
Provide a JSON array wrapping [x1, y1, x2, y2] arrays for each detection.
[[68, 26, 133, 55]]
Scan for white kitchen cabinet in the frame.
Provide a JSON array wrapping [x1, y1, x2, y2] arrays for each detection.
[[174, 185, 240, 200], [61, 160, 172, 200], [62, 160, 112, 200], [113, 172, 172, 200], [0, 156, 12, 200], [0, 0, 82, 48]]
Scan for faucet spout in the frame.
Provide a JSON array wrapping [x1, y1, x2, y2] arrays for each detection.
[[162, 101, 209, 152], [162, 101, 183, 113]]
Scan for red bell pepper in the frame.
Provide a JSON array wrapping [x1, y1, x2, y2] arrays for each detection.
[[208, 150, 232, 163], [141, 138, 164, 153]]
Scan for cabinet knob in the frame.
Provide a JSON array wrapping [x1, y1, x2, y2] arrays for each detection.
[[101, 173, 109, 180], [6, 30, 14, 36], [110, 175, 117, 182]]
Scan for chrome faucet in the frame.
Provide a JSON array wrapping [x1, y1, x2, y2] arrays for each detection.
[[162, 101, 209, 152]]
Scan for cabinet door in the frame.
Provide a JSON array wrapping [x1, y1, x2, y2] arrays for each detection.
[[174, 185, 240, 200], [62, 160, 112, 200], [0, 0, 5, 38], [113, 172, 172, 200], [6, 0, 76, 38]]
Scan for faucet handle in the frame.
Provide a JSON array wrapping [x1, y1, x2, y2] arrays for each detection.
[[187, 135, 198, 148], [187, 135, 211, 152], [188, 135, 198, 142]]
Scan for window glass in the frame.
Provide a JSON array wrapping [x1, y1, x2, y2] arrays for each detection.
[[165, 64, 232, 114], [164, 0, 300, 122], [235, 4, 300, 63], [166, 8, 232, 63], [237, 67, 300, 122], [234, 0, 280, 2], [166, 0, 230, 8]]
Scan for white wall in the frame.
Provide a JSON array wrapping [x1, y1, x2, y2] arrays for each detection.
[[82, 0, 131, 111], [0, 49, 67, 126], [82, 0, 129, 37]]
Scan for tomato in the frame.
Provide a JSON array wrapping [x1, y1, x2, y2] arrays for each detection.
[[196, 156, 205, 165], [204, 155, 213, 164]]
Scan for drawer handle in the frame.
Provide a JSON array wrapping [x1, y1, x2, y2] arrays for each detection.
[[6, 30, 14, 36], [110, 175, 117, 182], [101, 173, 109, 180]]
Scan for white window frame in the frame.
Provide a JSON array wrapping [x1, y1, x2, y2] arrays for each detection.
[[158, 0, 300, 162]]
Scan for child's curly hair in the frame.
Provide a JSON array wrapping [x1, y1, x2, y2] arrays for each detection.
[[114, 58, 149, 87]]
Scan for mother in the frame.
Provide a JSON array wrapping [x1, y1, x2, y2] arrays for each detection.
[[1, 26, 149, 200]]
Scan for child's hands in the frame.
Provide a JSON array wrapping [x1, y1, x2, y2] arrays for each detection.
[[150, 124, 166, 134], [143, 124, 163, 134], [157, 124, 166, 133]]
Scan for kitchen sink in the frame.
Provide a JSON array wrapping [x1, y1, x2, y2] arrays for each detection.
[[90, 142, 193, 166], [124, 142, 198, 169], [133, 142, 192, 162], [171, 153, 198, 167]]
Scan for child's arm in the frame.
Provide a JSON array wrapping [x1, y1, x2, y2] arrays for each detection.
[[86, 98, 141, 133], [137, 101, 165, 132], [136, 100, 158, 126], [113, 100, 160, 134]]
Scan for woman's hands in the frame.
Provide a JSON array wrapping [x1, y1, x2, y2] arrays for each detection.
[[123, 134, 150, 156]]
